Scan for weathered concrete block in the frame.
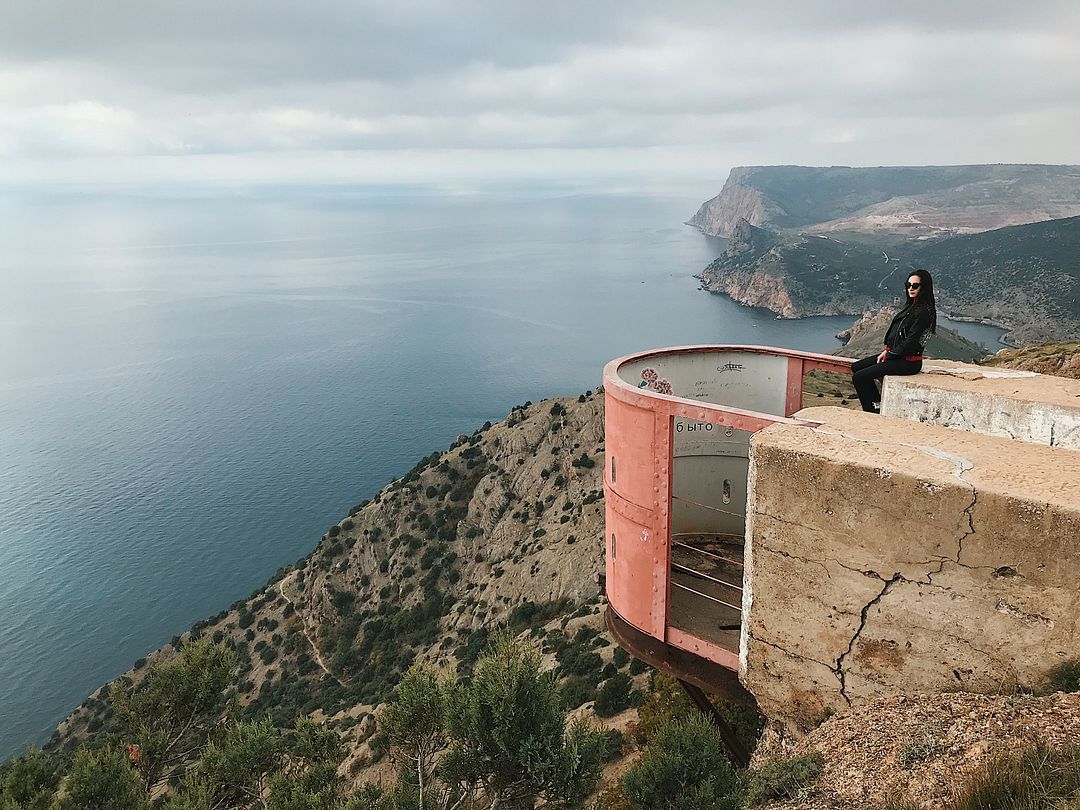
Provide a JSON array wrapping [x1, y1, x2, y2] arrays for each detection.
[[882, 360, 1080, 448], [741, 406, 1080, 731]]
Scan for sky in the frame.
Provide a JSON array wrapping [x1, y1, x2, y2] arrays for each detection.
[[1, 0, 1078, 189]]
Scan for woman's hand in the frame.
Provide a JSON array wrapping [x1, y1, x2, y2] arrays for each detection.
[[877, 350, 888, 363]]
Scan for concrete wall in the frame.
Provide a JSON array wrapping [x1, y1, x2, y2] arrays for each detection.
[[741, 406, 1080, 731], [882, 361, 1080, 448]]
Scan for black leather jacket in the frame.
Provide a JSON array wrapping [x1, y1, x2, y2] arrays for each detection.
[[883, 305, 933, 360]]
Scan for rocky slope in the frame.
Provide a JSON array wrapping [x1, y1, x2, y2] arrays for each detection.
[[915, 215, 1080, 344], [979, 341, 1080, 378], [696, 220, 894, 317], [688, 164, 1080, 238], [756, 692, 1080, 810]]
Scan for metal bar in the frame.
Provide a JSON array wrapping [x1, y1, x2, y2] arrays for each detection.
[[672, 541, 745, 569], [670, 494, 745, 520], [671, 562, 743, 593], [671, 532, 745, 540], [677, 678, 751, 768], [670, 581, 743, 613]]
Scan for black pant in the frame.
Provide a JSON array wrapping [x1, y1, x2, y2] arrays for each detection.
[[851, 354, 922, 413]]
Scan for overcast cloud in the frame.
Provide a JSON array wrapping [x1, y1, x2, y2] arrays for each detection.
[[1, 0, 1078, 186]]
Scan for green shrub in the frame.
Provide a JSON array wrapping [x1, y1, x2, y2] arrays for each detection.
[[571, 453, 596, 469], [328, 525, 341, 538], [0, 746, 62, 806], [897, 731, 937, 770], [595, 672, 633, 717], [613, 648, 631, 668], [622, 714, 740, 810], [743, 753, 824, 807], [1047, 660, 1080, 693], [560, 676, 596, 710]]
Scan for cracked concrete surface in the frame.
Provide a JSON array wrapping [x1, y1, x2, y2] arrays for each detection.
[[741, 406, 1080, 732]]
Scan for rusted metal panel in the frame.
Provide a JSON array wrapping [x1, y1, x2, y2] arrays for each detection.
[[604, 505, 666, 638], [604, 399, 657, 510], [666, 626, 741, 671], [606, 605, 756, 707]]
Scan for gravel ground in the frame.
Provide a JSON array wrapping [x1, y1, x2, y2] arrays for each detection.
[[756, 691, 1080, 810]]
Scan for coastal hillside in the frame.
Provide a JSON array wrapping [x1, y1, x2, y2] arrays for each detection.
[[690, 165, 1080, 344], [51, 390, 610, 761], [917, 215, 1080, 344], [688, 164, 1080, 238], [697, 220, 902, 318], [696, 214, 1080, 345]]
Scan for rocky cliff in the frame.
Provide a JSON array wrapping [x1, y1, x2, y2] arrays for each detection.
[[688, 164, 1080, 238], [687, 167, 782, 237], [696, 219, 891, 317], [692, 172, 1080, 344]]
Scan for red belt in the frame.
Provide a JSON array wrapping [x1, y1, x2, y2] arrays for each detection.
[[886, 347, 923, 362]]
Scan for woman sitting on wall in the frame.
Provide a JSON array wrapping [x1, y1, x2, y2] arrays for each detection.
[[851, 268, 937, 413]]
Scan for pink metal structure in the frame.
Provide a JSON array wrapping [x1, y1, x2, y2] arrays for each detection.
[[602, 345, 853, 679]]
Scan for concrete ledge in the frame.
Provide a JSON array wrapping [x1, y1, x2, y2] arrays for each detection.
[[882, 360, 1080, 448], [742, 406, 1080, 731]]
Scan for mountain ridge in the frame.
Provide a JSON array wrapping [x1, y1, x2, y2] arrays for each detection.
[[688, 164, 1080, 238]]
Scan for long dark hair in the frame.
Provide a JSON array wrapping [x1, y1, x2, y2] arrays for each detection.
[[902, 267, 937, 334]]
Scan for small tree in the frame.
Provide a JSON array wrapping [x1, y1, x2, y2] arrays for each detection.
[[166, 716, 348, 809], [594, 672, 633, 718], [622, 714, 740, 810], [440, 634, 607, 810], [380, 668, 449, 804], [0, 747, 62, 810], [57, 746, 149, 810], [110, 638, 237, 790]]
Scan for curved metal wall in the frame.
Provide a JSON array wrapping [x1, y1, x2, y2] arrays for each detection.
[[602, 345, 853, 670]]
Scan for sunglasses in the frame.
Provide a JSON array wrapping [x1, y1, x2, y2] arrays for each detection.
[[905, 282, 922, 290]]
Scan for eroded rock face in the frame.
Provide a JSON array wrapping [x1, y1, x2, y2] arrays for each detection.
[[687, 171, 778, 237], [741, 406, 1080, 731]]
